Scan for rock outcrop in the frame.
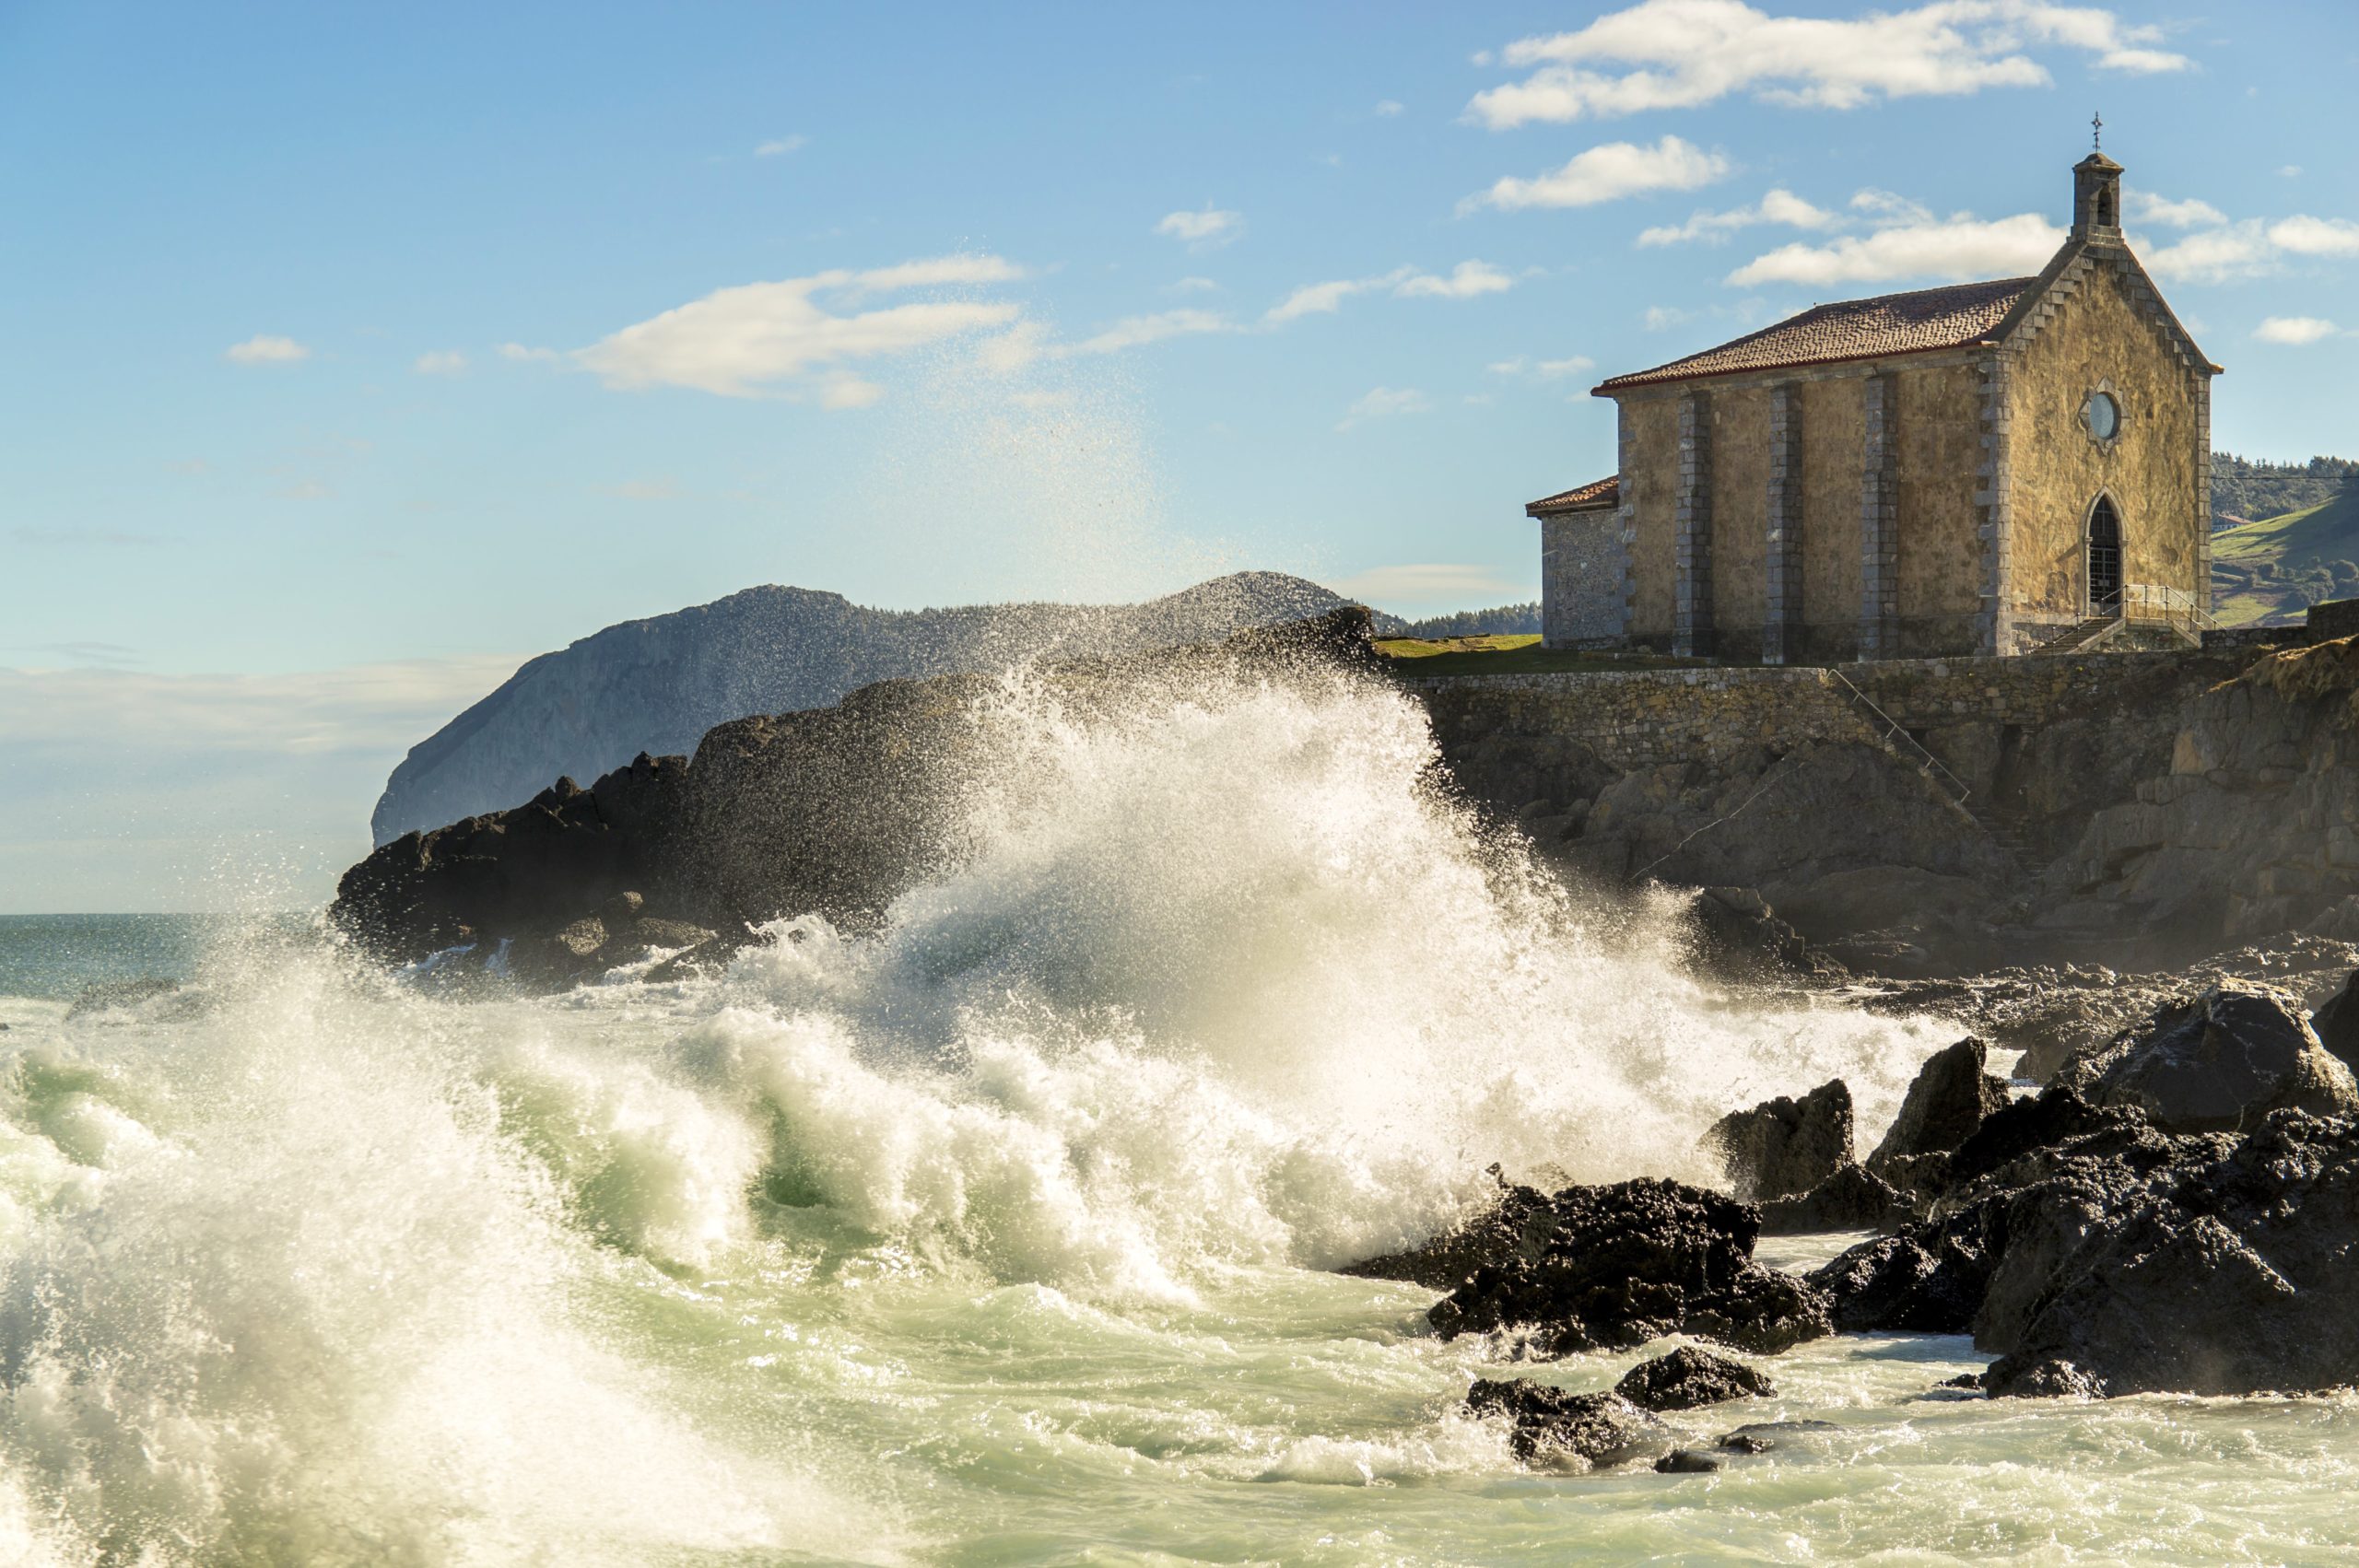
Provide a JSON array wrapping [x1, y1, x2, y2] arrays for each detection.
[[335, 609, 1378, 972], [1865, 1037, 2013, 1185], [1421, 1177, 1831, 1356], [1613, 1346, 1776, 1410], [1705, 1080, 1853, 1201], [1463, 1380, 1669, 1469], [2052, 979, 2359, 1132], [372, 574, 1355, 843]]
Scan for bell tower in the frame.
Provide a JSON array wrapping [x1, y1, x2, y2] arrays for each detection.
[[2072, 114, 2124, 242]]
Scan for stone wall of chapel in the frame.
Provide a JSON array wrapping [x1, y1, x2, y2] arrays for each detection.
[[1797, 376, 1867, 662], [2003, 257, 2207, 632], [1623, 396, 1681, 640], [1539, 510, 1625, 646], [1708, 384, 1773, 648], [1892, 360, 1989, 656]]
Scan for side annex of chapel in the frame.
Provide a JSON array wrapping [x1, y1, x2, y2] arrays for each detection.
[[1532, 147, 2221, 661]]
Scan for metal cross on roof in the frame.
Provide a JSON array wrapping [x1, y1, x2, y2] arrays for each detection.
[[2092, 110, 2103, 150]]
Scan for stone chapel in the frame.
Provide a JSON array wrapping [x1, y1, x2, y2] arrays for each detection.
[[1530, 146, 2220, 661]]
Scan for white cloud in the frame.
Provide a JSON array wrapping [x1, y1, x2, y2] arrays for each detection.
[[573, 254, 1026, 399], [2129, 191, 2227, 229], [1644, 305, 1696, 330], [2269, 215, 2359, 258], [1489, 354, 1596, 380], [1466, 0, 2189, 130], [1156, 207, 1244, 250], [413, 349, 468, 375], [276, 479, 332, 501], [1638, 186, 1839, 246], [1066, 309, 1233, 356], [1727, 211, 2063, 287], [1393, 260, 1514, 298], [1265, 262, 1519, 324], [1171, 275, 1220, 293], [2142, 220, 2277, 283], [1336, 387, 1432, 431], [225, 334, 310, 365], [497, 342, 561, 362], [1331, 563, 1523, 604], [756, 135, 808, 157], [1466, 135, 1728, 213], [2253, 316, 2341, 345], [1375, 99, 1405, 116]]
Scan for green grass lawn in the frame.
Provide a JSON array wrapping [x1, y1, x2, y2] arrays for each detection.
[[2212, 489, 2359, 626], [1373, 634, 1704, 677]]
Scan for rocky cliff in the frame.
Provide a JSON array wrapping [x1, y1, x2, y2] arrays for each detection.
[[371, 572, 1353, 843], [334, 609, 1378, 969]]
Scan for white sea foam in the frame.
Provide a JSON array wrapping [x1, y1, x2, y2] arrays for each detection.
[[0, 663, 1972, 1558]]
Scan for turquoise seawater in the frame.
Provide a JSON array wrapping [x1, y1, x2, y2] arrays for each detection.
[[1, 673, 2353, 1564]]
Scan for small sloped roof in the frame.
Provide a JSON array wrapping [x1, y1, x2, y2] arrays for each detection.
[[1595, 276, 2035, 392], [1527, 474, 1619, 517]]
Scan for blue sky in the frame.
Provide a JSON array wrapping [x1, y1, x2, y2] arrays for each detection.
[[4, 0, 2355, 910]]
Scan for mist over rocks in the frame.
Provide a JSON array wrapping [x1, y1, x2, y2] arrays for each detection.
[[370, 572, 1357, 844]]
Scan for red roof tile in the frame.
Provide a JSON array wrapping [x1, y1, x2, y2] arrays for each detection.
[[1595, 276, 2034, 392], [1527, 474, 1619, 517]]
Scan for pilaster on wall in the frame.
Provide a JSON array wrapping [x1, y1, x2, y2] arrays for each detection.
[[1859, 371, 1899, 660], [2193, 374, 2213, 616], [1673, 391, 1714, 658], [1614, 404, 1637, 639], [1763, 383, 1803, 664], [1975, 352, 2016, 657]]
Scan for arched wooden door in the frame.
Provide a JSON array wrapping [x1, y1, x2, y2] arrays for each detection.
[[2088, 496, 2123, 614]]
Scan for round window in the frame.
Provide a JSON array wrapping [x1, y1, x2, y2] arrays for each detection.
[[2084, 392, 2120, 441]]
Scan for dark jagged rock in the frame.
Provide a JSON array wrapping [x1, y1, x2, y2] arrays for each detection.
[[1706, 1080, 1852, 1201], [2314, 969, 2359, 1071], [1758, 1161, 1912, 1234], [1715, 1433, 1771, 1454], [1867, 1038, 2013, 1175], [1654, 1449, 1723, 1474], [1613, 1346, 1775, 1411], [1464, 1379, 1669, 1469], [334, 608, 1379, 978], [1425, 1177, 1831, 1357], [1684, 886, 1840, 982], [1336, 1175, 1551, 1291], [2054, 979, 2359, 1133], [1943, 1086, 2142, 1193], [1809, 1223, 1993, 1335]]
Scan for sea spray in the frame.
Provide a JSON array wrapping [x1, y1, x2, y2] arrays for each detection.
[[0, 664, 1978, 1559]]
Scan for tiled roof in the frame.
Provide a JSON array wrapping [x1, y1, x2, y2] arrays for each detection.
[[1595, 276, 2036, 392], [1526, 474, 1619, 517]]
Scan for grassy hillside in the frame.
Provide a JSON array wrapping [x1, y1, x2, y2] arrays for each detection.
[[2212, 488, 2359, 626], [1373, 634, 1700, 676]]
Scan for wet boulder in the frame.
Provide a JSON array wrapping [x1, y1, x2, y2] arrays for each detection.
[[1613, 1346, 1775, 1411], [1809, 1223, 1993, 1335], [2313, 969, 2359, 1071], [1867, 1038, 2013, 1176], [1706, 1080, 1852, 1201], [1757, 1161, 1911, 1235], [1464, 1379, 1669, 1469], [1426, 1177, 1831, 1356], [1338, 1173, 1554, 1291], [2055, 980, 2359, 1133]]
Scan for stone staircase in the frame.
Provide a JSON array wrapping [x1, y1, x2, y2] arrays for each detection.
[[2031, 614, 2125, 655], [1825, 668, 2036, 879]]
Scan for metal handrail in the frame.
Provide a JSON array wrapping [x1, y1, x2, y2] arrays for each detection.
[[1824, 667, 1975, 806]]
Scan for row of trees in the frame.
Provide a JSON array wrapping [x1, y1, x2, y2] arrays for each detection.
[[2212, 452, 2356, 526]]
